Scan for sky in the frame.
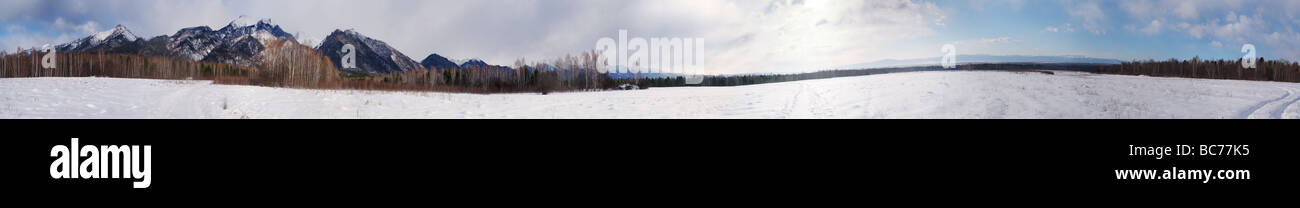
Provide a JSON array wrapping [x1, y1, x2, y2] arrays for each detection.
[[1, 0, 1298, 74]]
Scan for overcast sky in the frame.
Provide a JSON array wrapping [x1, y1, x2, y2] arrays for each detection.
[[2, 0, 1298, 74]]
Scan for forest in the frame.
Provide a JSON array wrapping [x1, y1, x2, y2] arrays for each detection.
[[1094, 57, 1300, 83]]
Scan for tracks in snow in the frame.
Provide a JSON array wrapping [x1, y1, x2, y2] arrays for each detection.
[[1242, 86, 1300, 119], [781, 83, 835, 118]]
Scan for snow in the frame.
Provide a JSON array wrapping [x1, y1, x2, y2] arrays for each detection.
[[92, 25, 138, 43], [2, 71, 1299, 119], [251, 31, 279, 43], [227, 15, 260, 28]]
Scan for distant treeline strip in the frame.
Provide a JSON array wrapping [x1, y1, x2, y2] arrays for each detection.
[[628, 59, 1300, 88], [628, 63, 1108, 88], [1095, 58, 1300, 83], [1, 50, 249, 80]]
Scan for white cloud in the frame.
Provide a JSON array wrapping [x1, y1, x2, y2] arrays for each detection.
[[1065, 0, 1107, 35], [1172, 1, 1200, 19], [1139, 19, 1162, 35], [1112, 0, 1300, 60], [1119, 0, 1248, 21], [52, 18, 99, 35], [1264, 31, 1300, 61], [1173, 11, 1270, 47], [1120, 0, 1156, 20]]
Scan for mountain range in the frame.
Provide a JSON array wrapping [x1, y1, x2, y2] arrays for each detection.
[[318, 29, 423, 74], [48, 16, 450, 74], [420, 53, 459, 70], [54, 16, 299, 67]]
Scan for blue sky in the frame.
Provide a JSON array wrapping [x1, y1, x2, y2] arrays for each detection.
[[928, 0, 1299, 62], [2, 0, 1297, 74]]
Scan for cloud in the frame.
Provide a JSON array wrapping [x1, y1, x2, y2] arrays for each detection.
[[52, 18, 99, 35], [1172, 1, 1200, 19], [1120, 0, 1156, 21], [1265, 31, 1300, 61], [1044, 27, 1060, 33], [0, 0, 42, 22], [1107, 0, 1300, 60], [1119, 0, 1249, 21], [1139, 19, 1162, 35], [710, 0, 949, 73], [1065, 0, 1107, 35]]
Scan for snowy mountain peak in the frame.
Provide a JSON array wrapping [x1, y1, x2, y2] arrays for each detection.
[[53, 24, 143, 54], [93, 24, 138, 42], [224, 15, 276, 29], [319, 29, 423, 74], [227, 15, 256, 28], [159, 16, 295, 64], [220, 16, 293, 40], [46, 16, 294, 66], [341, 29, 365, 38]]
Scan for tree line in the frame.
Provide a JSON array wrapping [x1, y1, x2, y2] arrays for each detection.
[[1094, 57, 1300, 83], [352, 50, 614, 94], [624, 60, 1300, 88], [2, 47, 248, 80], [625, 65, 955, 88]]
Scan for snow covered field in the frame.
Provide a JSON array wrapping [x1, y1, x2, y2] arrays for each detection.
[[2, 71, 1299, 119]]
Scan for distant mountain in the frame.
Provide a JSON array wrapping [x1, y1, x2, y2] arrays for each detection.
[[420, 53, 458, 70], [166, 26, 221, 60], [55, 25, 141, 53], [44, 16, 482, 74], [837, 55, 1123, 70], [172, 16, 296, 66], [318, 29, 423, 74], [459, 59, 485, 68]]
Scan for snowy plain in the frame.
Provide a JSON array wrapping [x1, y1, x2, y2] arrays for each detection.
[[2, 70, 1299, 119]]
